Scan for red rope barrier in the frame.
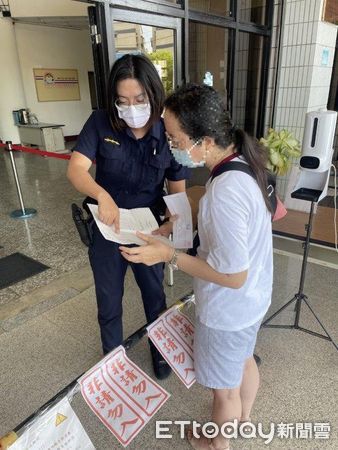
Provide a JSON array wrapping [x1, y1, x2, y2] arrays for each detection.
[[0, 142, 71, 160]]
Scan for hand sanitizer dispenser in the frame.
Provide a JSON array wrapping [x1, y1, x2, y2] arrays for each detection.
[[300, 109, 337, 172], [293, 109, 337, 202]]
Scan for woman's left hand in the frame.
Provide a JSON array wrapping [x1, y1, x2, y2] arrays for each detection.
[[119, 232, 174, 266]]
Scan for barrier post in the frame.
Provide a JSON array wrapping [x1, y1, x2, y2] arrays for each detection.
[[166, 234, 174, 286], [6, 141, 37, 219]]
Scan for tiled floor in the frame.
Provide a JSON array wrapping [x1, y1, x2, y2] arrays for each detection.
[[0, 149, 337, 449]]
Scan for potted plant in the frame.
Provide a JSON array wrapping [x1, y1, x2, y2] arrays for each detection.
[[260, 128, 301, 176]]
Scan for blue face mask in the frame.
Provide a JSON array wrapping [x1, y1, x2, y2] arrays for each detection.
[[170, 140, 205, 168]]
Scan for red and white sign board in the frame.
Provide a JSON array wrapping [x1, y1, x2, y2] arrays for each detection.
[[147, 307, 195, 388], [78, 346, 170, 447], [9, 397, 94, 450]]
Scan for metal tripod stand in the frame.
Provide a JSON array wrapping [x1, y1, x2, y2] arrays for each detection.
[[262, 188, 338, 352]]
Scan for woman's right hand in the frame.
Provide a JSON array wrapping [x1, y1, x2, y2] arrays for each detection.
[[97, 192, 120, 232]]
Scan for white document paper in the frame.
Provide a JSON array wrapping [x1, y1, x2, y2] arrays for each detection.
[[88, 204, 172, 246], [164, 192, 193, 248], [9, 397, 95, 450], [78, 345, 170, 447]]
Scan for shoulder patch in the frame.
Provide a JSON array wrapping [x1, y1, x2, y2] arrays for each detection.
[[104, 137, 120, 145]]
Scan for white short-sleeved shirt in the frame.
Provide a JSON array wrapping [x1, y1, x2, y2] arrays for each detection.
[[194, 159, 273, 331]]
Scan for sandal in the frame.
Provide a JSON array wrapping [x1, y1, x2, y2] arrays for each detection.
[[186, 427, 208, 450], [186, 427, 230, 450], [239, 417, 251, 423], [239, 418, 253, 433], [209, 442, 230, 450]]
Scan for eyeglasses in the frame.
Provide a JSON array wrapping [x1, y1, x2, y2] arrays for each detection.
[[166, 133, 202, 150], [166, 134, 180, 150], [114, 100, 149, 112]]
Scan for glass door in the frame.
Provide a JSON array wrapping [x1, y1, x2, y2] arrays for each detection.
[[113, 21, 176, 95], [188, 22, 229, 101], [110, 9, 182, 95], [88, 5, 182, 108]]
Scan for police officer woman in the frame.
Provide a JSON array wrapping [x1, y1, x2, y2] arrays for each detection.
[[67, 54, 189, 379]]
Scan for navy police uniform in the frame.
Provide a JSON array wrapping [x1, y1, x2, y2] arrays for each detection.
[[75, 110, 189, 353]]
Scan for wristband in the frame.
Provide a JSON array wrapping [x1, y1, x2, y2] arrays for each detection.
[[168, 249, 179, 271]]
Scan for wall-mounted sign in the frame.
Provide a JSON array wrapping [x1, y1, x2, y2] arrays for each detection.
[[33, 68, 80, 102], [321, 48, 329, 66]]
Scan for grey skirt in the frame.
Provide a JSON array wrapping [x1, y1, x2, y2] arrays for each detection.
[[193, 316, 261, 389]]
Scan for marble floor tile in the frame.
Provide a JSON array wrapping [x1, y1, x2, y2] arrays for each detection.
[[0, 148, 337, 450], [0, 315, 99, 435], [0, 287, 19, 307]]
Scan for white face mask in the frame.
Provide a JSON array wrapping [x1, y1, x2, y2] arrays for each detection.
[[117, 104, 151, 129]]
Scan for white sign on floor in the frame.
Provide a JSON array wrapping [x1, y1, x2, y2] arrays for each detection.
[[78, 346, 170, 447], [147, 307, 196, 388], [9, 397, 95, 450]]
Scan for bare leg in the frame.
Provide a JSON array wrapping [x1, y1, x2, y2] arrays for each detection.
[[187, 387, 241, 450], [210, 387, 241, 449], [240, 356, 260, 421], [188, 357, 260, 450]]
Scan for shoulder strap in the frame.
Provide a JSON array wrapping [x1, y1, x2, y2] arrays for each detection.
[[211, 161, 255, 182], [211, 161, 276, 188], [210, 161, 277, 215]]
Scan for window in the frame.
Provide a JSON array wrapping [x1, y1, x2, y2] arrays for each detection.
[[232, 32, 264, 135], [189, 0, 232, 18], [189, 22, 229, 99], [239, 0, 267, 25]]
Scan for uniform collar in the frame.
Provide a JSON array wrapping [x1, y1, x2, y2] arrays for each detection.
[[148, 120, 162, 141], [125, 120, 161, 142]]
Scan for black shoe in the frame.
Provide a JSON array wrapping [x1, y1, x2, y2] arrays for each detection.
[[254, 354, 261, 367], [149, 339, 172, 380]]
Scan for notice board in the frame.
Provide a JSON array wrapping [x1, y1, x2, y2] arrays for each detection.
[[33, 68, 80, 102]]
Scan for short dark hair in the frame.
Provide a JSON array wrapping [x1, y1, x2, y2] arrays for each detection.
[[164, 83, 233, 146], [107, 54, 165, 133], [165, 84, 272, 213]]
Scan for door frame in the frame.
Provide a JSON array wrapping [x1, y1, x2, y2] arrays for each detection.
[[86, 0, 274, 137], [89, 2, 183, 109]]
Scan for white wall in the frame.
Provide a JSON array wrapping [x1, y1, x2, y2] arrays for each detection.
[[274, 0, 327, 142], [9, 0, 88, 17], [308, 21, 337, 110], [266, 0, 337, 140], [0, 18, 27, 143], [266, 0, 337, 205], [15, 23, 94, 136]]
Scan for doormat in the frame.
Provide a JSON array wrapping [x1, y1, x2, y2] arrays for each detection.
[[0, 253, 49, 290]]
